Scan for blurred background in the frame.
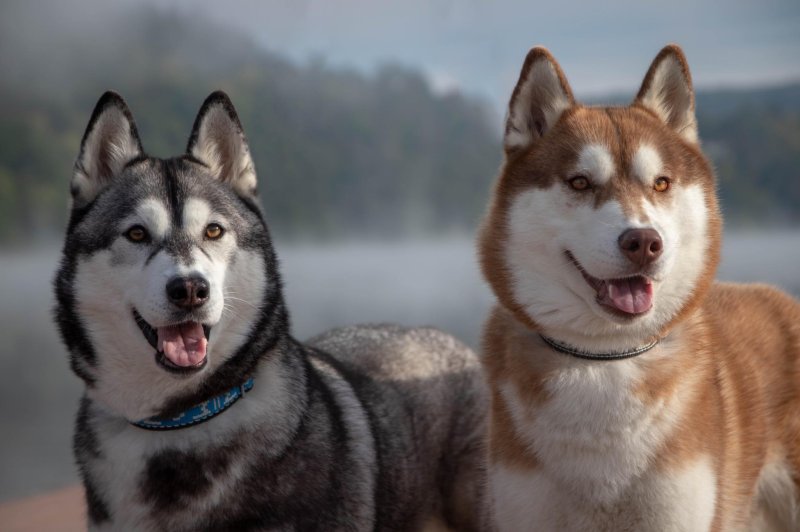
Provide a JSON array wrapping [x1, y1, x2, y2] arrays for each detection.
[[1, 0, 799, 502]]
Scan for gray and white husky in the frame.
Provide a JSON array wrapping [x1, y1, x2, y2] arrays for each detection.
[[54, 91, 487, 531]]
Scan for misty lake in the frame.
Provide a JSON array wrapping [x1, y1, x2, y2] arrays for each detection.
[[1, 231, 799, 501]]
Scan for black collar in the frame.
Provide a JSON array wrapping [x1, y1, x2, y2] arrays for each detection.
[[539, 334, 659, 361]]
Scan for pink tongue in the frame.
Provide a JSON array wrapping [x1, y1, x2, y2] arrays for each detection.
[[600, 277, 654, 314], [157, 322, 207, 367]]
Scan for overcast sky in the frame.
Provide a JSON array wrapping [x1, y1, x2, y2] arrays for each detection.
[[7, 0, 800, 112], [137, 0, 800, 107]]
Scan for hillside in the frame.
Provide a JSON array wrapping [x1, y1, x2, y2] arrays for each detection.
[[696, 85, 800, 224], [0, 6, 798, 245]]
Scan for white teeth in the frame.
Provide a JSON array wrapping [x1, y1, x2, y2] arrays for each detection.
[[606, 282, 617, 299]]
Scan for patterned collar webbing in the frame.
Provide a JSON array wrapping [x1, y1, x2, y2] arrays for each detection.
[[131, 378, 254, 431]]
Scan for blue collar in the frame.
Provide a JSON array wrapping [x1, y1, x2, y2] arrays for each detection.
[[131, 378, 254, 431]]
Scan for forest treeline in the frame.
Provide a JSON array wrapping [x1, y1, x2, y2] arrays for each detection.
[[0, 7, 798, 245]]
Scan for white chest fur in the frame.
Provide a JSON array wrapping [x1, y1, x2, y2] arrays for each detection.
[[490, 457, 717, 532], [90, 419, 276, 530], [492, 358, 716, 530], [87, 356, 301, 531]]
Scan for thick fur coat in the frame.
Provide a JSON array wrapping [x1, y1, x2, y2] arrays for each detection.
[[55, 91, 487, 531], [478, 45, 800, 531]]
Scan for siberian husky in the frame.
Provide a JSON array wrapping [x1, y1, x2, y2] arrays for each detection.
[[478, 45, 800, 531], [54, 91, 488, 531]]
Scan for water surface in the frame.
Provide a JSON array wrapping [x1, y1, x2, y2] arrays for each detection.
[[1, 231, 798, 500]]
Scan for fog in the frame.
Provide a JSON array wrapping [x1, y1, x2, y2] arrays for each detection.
[[1, 0, 799, 508], [1, 231, 799, 501], [5, 0, 798, 108]]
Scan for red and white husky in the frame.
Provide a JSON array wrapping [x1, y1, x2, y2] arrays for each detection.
[[478, 45, 800, 531]]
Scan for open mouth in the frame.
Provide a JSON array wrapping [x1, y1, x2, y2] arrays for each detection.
[[565, 251, 654, 317], [133, 310, 211, 375]]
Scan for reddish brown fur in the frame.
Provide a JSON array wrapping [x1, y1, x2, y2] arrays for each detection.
[[480, 102, 722, 334], [504, 47, 575, 150], [484, 287, 800, 529], [479, 44, 800, 529]]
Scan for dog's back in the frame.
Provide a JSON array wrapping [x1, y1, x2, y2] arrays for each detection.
[[309, 325, 488, 530]]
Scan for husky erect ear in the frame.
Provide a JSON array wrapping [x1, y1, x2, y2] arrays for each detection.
[[504, 46, 575, 153], [634, 45, 698, 143], [186, 91, 257, 197], [72, 91, 143, 208]]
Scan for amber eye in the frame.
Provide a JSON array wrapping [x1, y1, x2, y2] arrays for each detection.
[[654, 177, 671, 192], [205, 223, 224, 240], [568, 175, 591, 191], [125, 225, 148, 243]]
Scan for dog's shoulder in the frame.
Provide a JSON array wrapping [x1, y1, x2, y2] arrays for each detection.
[[703, 282, 800, 350], [706, 282, 800, 315]]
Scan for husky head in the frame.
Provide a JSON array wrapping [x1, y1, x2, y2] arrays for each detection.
[[55, 91, 288, 420], [479, 45, 721, 351]]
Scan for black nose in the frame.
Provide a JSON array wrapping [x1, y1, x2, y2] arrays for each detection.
[[618, 228, 663, 267], [166, 276, 210, 309]]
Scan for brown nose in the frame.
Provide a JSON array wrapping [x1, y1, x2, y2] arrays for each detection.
[[166, 276, 209, 309], [618, 228, 663, 267]]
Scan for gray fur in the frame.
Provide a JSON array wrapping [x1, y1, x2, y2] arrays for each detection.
[[55, 91, 488, 531], [308, 325, 489, 530]]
